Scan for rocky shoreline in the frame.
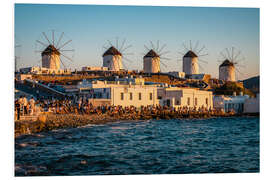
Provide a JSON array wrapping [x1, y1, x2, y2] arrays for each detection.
[[14, 112, 259, 137]]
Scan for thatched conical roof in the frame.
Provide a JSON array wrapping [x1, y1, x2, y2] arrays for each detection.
[[183, 50, 198, 58], [42, 45, 60, 56], [220, 59, 234, 67], [144, 49, 159, 58], [102, 46, 122, 57]]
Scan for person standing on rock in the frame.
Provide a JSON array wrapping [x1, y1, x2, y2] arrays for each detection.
[[29, 97, 35, 115], [23, 96, 28, 115]]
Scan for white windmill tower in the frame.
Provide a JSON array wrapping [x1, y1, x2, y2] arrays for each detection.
[[178, 41, 208, 75], [103, 46, 123, 71], [35, 30, 75, 70], [218, 47, 245, 82], [143, 40, 170, 73], [102, 38, 133, 71]]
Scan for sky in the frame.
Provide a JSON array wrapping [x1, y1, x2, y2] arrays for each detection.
[[14, 4, 259, 80]]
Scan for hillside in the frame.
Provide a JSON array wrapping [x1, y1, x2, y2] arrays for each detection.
[[242, 76, 260, 94]]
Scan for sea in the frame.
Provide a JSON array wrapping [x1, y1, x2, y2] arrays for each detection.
[[15, 117, 259, 176]]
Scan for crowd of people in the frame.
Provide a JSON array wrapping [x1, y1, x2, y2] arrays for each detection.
[[15, 95, 226, 120]]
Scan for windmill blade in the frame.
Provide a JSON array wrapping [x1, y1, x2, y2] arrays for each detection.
[[144, 45, 150, 51], [182, 43, 189, 51], [193, 41, 199, 52], [58, 39, 72, 50], [198, 53, 209, 57], [36, 40, 48, 47], [235, 67, 245, 76], [103, 45, 109, 50], [121, 44, 132, 53], [122, 52, 134, 56], [156, 40, 160, 52], [56, 32, 64, 48], [235, 57, 245, 64], [159, 51, 170, 56], [116, 37, 119, 49], [42, 32, 52, 45], [59, 49, 75, 52], [150, 41, 155, 50], [189, 40, 192, 51], [59, 57, 67, 69], [61, 53, 73, 62], [231, 47, 234, 61], [158, 44, 167, 54], [198, 59, 208, 64], [197, 45, 205, 55], [236, 64, 246, 68], [107, 40, 113, 47], [220, 52, 227, 59], [177, 51, 185, 55], [119, 38, 126, 52], [160, 61, 167, 68], [233, 50, 241, 61], [225, 48, 231, 60], [52, 30, 55, 46], [160, 57, 171, 61]]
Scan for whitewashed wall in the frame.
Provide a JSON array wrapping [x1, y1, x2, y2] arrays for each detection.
[[143, 57, 160, 73], [183, 57, 199, 75], [111, 86, 158, 107], [103, 55, 123, 71], [42, 54, 60, 70], [219, 65, 236, 82]]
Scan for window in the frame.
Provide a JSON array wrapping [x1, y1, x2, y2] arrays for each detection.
[[187, 97, 190, 106], [130, 93, 133, 100], [206, 98, 208, 105], [176, 100, 180, 105], [150, 93, 153, 100], [195, 98, 198, 106], [121, 93, 124, 100], [139, 93, 142, 100]]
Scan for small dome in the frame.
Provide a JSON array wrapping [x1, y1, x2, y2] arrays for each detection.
[[144, 49, 159, 58], [102, 46, 122, 57], [183, 50, 198, 58], [219, 59, 234, 67], [42, 45, 60, 56]]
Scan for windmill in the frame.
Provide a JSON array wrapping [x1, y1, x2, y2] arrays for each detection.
[[35, 30, 75, 70], [102, 37, 133, 71], [218, 47, 245, 81], [143, 40, 170, 73], [178, 40, 208, 75]]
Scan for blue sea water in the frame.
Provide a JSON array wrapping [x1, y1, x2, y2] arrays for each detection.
[[15, 117, 259, 176]]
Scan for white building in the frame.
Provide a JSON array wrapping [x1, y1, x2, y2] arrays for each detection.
[[168, 71, 185, 78], [143, 49, 160, 73], [81, 66, 108, 72], [157, 86, 213, 109], [213, 93, 249, 113], [41, 45, 61, 70], [219, 59, 236, 82], [244, 94, 259, 113], [77, 77, 159, 107], [183, 51, 199, 75], [19, 66, 71, 75], [102, 46, 123, 71]]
